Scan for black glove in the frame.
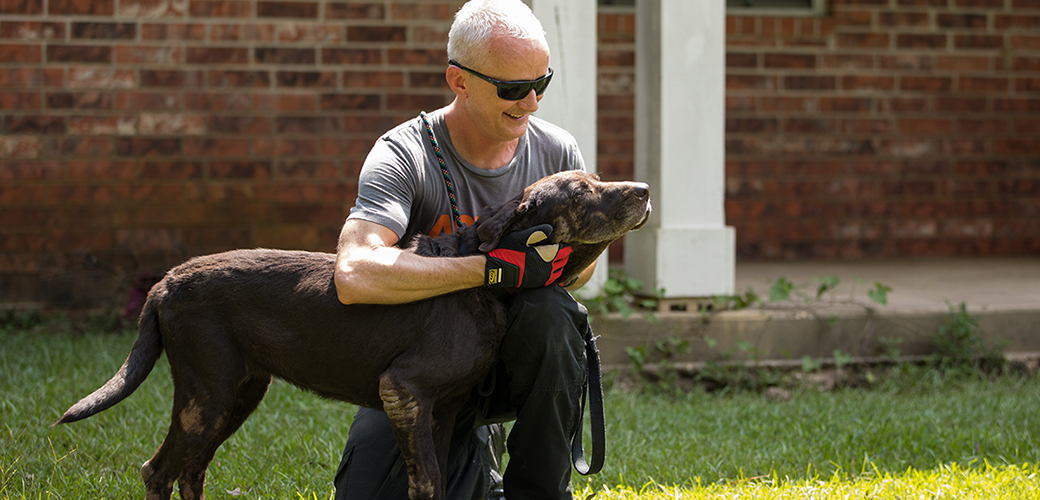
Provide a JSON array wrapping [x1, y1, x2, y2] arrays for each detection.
[[485, 224, 572, 288]]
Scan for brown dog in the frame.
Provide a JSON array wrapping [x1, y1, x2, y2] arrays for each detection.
[[54, 170, 651, 500]]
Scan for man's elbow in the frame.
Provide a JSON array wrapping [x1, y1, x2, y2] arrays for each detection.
[[334, 266, 365, 305]]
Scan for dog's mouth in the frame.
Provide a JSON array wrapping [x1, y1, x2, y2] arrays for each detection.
[[632, 201, 652, 231]]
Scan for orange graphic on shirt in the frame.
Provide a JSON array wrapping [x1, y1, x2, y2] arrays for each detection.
[[428, 214, 477, 237]]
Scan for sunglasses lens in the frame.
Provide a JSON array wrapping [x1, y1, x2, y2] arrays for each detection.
[[497, 73, 551, 100]]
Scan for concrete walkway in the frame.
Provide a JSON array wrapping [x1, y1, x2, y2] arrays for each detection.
[[594, 258, 1040, 368]]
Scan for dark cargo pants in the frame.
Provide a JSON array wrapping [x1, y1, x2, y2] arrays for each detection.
[[334, 285, 589, 500]]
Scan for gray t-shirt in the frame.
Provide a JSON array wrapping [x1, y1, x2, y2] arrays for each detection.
[[348, 110, 585, 247]]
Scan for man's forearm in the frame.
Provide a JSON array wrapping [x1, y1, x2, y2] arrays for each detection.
[[335, 249, 486, 305]]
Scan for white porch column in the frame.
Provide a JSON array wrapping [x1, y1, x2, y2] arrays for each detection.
[[625, 0, 736, 298], [530, 0, 606, 296]]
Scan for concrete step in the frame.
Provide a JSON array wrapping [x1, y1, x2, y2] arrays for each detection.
[[592, 257, 1040, 370]]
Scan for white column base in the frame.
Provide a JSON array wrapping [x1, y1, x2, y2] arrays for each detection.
[[625, 226, 736, 298]]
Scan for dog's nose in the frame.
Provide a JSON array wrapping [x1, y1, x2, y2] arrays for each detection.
[[631, 183, 649, 201]]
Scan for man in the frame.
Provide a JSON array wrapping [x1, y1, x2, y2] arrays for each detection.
[[332, 0, 596, 498]]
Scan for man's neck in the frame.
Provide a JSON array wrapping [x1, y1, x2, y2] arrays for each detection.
[[442, 102, 519, 170]]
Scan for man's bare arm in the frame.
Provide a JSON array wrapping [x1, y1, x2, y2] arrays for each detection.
[[334, 219, 486, 305]]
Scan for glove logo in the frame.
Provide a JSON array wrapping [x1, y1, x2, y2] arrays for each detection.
[[487, 268, 502, 285]]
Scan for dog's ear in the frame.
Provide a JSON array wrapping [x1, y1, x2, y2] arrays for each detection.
[[476, 197, 530, 253]]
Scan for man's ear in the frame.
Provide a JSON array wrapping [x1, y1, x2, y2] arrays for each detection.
[[446, 66, 469, 99]]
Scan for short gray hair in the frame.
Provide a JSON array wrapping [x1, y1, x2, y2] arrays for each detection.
[[447, 0, 548, 70]]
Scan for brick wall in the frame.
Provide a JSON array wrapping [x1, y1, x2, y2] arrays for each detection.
[[0, 0, 464, 307], [724, 0, 1040, 259], [1, 1, 1038, 308]]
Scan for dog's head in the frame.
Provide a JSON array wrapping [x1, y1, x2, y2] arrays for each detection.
[[474, 170, 652, 285]]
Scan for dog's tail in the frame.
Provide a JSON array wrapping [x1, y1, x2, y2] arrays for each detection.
[[52, 295, 164, 427]]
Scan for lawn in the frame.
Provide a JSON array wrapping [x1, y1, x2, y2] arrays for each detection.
[[2, 322, 1039, 499]]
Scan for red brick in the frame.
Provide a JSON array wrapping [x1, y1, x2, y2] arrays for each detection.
[[325, 2, 383, 19], [938, 13, 989, 28], [896, 34, 948, 49], [254, 46, 314, 64], [880, 12, 929, 27], [409, 71, 446, 89], [189, 0, 251, 17], [347, 26, 406, 42], [118, 0, 187, 17], [784, 118, 833, 134], [46, 92, 114, 110], [936, 97, 987, 113], [901, 76, 952, 92], [726, 52, 757, 68], [880, 55, 934, 71], [385, 93, 450, 111], [207, 116, 272, 134], [71, 22, 136, 39], [0, 160, 63, 179], [1014, 57, 1040, 71], [184, 138, 250, 156], [211, 23, 275, 41], [764, 53, 816, 69], [140, 69, 203, 87], [257, 1, 317, 18], [206, 70, 271, 87], [837, 32, 889, 49], [253, 137, 318, 156], [842, 75, 895, 91], [0, 44, 42, 63], [819, 97, 873, 112], [936, 55, 992, 71], [819, 54, 874, 69], [1010, 36, 1040, 50], [954, 35, 1005, 50], [960, 76, 1009, 92], [1, 115, 65, 133], [1012, 118, 1040, 133], [69, 68, 136, 89], [67, 110, 113, 131], [388, 48, 444, 66], [319, 93, 380, 110], [47, 45, 112, 63], [48, 184, 115, 205], [256, 93, 317, 111], [49, 0, 112, 15], [726, 118, 778, 134], [141, 23, 207, 40], [115, 91, 183, 110], [0, 21, 64, 39], [210, 160, 271, 179], [599, 49, 635, 67], [276, 23, 343, 42], [322, 48, 381, 64], [1016, 78, 1040, 92], [995, 140, 1040, 155], [276, 71, 336, 88], [996, 15, 1040, 29], [343, 71, 404, 88], [726, 74, 774, 90], [116, 45, 184, 65], [186, 46, 248, 64], [899, 118, 953, 135], [995, 98, 1040, 113], [116, 138, 181, 156], [0, 0, 42, 14]]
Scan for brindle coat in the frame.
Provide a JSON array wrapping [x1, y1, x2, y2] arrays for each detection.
[[54, 171, 651, 500]]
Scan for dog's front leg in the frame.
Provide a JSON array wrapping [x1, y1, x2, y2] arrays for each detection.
[[379, 374, 443, 500]]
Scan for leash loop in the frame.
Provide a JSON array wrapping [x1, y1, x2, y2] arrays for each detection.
[[572, 327, 605, 476]]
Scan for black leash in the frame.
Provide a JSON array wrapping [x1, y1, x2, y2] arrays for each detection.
[[572, 326, 605, 475]]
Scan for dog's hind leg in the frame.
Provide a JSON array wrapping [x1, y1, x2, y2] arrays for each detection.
[[379, 374, 442, 500], [142, 355, 259, 500], [177, 374, 272, 499]]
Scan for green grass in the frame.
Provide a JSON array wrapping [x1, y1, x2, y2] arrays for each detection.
[[3, 325, 1040, 499]]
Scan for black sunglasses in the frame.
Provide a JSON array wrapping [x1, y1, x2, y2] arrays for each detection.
[[449, 59, 553, 101]]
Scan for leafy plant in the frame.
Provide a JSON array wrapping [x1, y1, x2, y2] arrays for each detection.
[[931, 301, 1003, 369], [584, 268, 663, 322]]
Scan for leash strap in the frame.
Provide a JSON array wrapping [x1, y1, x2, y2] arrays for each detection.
[[571, 326, 605, 475], [420, 111, 463, 234]]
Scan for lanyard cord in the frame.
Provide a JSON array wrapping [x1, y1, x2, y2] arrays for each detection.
[[420, 111, 463, 235]]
